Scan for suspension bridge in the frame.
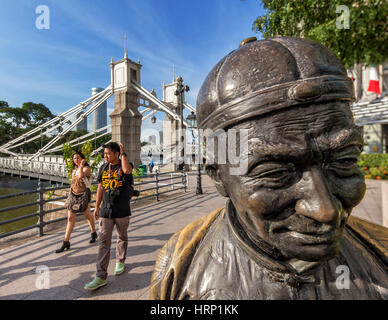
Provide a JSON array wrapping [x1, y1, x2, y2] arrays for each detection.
[[0, 47, 200, 182]]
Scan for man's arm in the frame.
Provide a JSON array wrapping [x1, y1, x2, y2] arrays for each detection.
[[94, 183, 103, 220], [119, 143, 132, 174]]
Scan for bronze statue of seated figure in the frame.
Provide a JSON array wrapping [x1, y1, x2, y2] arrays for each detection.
[[150, 37, 388, 300]]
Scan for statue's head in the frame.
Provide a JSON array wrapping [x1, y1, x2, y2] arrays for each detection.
[[197, 37, 366, 262]]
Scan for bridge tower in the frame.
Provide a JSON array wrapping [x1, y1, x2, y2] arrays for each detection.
[[162, 77, 187, 171], [109, 49, 142, 167]]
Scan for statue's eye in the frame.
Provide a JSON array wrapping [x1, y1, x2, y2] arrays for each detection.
[[259, 168, 291, 179], [325, 156, 360, 177], [328, 157, 358, 168], [248, 163, 297, 188]]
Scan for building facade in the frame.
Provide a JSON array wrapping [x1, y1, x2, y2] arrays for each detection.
[[91, 87, 107, 133], [75, 111, 87, 132], [350, 62, 388, 154]]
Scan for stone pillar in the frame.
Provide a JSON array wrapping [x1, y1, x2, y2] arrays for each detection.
[[162, 80, 187, 171], [163, 109, 183, 171], [110, 90, 142, 167]]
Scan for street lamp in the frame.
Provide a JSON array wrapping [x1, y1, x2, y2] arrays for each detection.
[[186, 111, 203, 195], [174, 76, 190, 171]]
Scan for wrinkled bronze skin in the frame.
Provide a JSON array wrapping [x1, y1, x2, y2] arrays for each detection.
[[208, 101, 366, 262], [150, 37, 388, 300], [199, 36, 366, 263]]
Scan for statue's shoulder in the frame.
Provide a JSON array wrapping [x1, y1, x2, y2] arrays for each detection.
[[346, 216, 388, 265], [150, 206, 224, 300]]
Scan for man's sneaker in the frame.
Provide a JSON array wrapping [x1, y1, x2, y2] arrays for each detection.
[[84, 277, 107, 291], [114, 262, 125, 276]]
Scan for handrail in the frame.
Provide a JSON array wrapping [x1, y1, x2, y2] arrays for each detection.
[[0, 169, 187, 239], [0, 158, 190, 181]]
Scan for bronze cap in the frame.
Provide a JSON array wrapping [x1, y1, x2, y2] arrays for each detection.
[[197, 37, 355, 131], [239, 37, 257, 47]]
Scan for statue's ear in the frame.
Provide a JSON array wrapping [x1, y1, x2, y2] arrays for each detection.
[[206, 164, 228, 197]]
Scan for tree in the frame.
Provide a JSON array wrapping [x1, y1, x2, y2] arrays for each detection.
[[22, 102, 55, 127], [253, 0, 388, 68], [63, 141, 103, 181], [0, 101, 55, 153]]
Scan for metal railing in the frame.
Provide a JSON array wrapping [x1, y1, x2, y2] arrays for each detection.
[[0, 169, 187, 240], [0, 157, 67, 177]]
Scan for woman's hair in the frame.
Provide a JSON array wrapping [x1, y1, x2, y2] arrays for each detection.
[[72, 151, 90, 169]]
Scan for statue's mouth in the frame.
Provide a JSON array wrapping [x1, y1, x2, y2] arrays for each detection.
[[268, 208, 346, 246], [271, 224, 339, 245], [286, 230, 337, 245], [275, 226, 335, 235]]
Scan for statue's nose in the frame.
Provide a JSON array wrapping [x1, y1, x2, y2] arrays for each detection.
[[295, 167, 340, 224]]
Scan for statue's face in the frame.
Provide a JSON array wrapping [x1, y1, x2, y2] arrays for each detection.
[[216, 102, 366, 262]]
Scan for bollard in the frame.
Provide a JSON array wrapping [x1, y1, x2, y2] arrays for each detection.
[[155, 169, 159, 201], [37, 181, 45, 237], [196, 163, 203, 195], [182, 165, 187, 192]]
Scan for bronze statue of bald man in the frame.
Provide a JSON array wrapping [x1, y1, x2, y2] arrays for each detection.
[[150, 37, 388, 300]]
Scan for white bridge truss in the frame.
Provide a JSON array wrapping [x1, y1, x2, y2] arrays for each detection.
[[0, 72, 196, 178]]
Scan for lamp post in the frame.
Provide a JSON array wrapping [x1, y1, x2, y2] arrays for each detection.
[[186, 111, 203, 195], [174, 76, 190, 171]]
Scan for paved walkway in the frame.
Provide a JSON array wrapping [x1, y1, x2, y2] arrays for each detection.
[[0, 175, 382, 300], [352, 179, 383, 225], [0, 173, 225, 300]]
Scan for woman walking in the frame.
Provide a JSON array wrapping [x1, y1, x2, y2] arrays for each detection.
[[55, 151, 97, 253]]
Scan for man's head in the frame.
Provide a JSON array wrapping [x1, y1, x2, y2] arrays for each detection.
[[103, 142, 120, 164], [197, 37, 366, 262]]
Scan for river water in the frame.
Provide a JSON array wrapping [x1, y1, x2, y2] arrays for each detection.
[[0, 176, 52, 235]]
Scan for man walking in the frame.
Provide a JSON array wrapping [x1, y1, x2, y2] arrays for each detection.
[[85, 142, 132, 290]]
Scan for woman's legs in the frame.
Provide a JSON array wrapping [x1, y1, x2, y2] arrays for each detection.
[[83, 205, 96, 233], [64, 210, 76, 242]]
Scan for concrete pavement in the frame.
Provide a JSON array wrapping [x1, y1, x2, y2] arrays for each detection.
[[352, 179, 383, 225], [0, 173, 225, 300], [0, 175, 382, 300]]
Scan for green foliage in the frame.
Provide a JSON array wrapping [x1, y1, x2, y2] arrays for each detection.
[[0, 101, 55, 154], [358, 153, 388, 167], [253, 0, 388, 68], [90, 154, 103, 174], [81, 140, 93, 159], [63, 140, 103, 181], [81, 140, 103, 174], [132, 168, 143, 182], [47, 185, 55, 200], [63, 142, 74, 179], [358, 154, 388, 180]]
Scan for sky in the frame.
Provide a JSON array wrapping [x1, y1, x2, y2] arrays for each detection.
[[0, 0, 264, 139]]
